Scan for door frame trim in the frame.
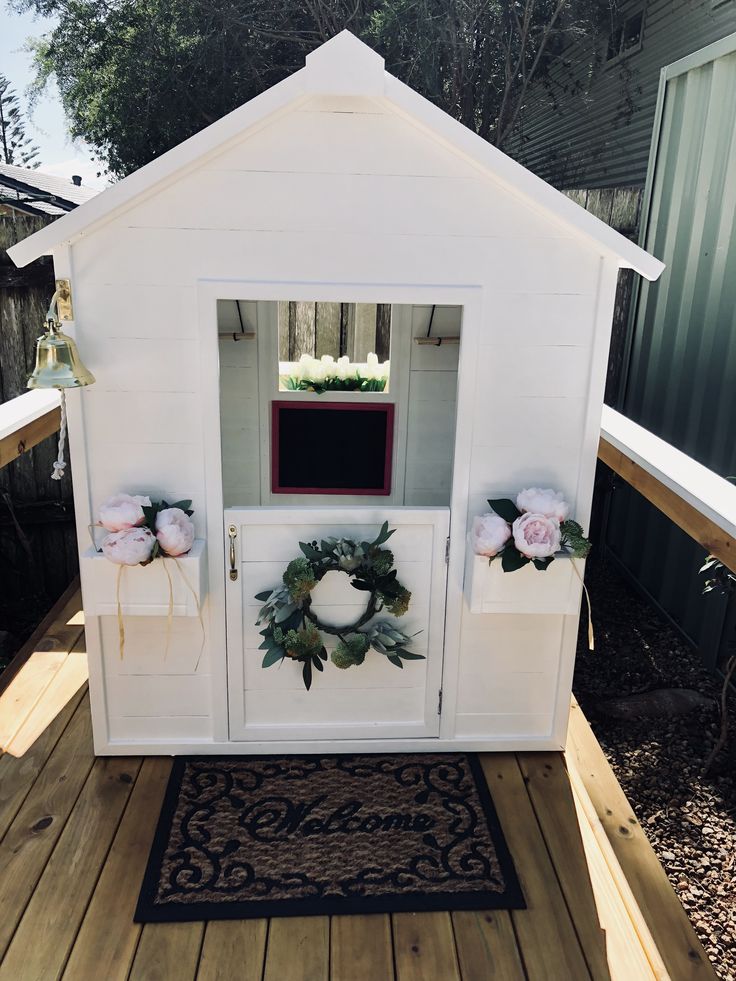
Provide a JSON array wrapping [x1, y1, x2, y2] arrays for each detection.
[[197, 279, 483, 743]]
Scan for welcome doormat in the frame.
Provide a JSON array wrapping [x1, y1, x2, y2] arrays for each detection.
[[135, 753, 525, 921]]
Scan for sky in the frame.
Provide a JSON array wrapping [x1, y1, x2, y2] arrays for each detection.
[[1, 2, 109, 189]]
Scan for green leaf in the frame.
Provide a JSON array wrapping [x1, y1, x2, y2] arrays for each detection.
[[302, 659, 313, 690], [501, 546, 530, 573], [254, 590, 272, 602], [488, 498, 521, 523], [275, 603, 297, 623], [371, 521, 394, 547], [312, 655, 324, 671], [262, 647, 284, 668], [387, 655, 404, 668], [532, 557, 554, 571], [169, 499, 192, 512], [299, 541, 322, 561], [350, 580, 373, 591], [397, 651, 425, 660]]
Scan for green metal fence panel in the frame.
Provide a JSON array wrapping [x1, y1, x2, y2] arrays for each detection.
[[606, 37, 736, 667]]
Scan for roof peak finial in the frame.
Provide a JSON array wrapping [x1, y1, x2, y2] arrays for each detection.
[[303, 30, 385, 96]]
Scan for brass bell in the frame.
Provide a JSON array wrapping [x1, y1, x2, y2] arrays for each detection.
[[27, 318, 96, 390]]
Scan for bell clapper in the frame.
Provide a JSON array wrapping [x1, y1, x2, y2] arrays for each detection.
[[51, 389, 68, 481]]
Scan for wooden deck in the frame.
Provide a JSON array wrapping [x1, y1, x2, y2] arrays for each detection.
[[0, 591, 718, 981]]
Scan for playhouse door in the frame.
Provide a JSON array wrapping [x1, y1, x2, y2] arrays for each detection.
[[225, 508, 449, 742]]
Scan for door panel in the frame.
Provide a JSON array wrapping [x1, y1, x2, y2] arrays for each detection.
[[225, 507, 449, 741]]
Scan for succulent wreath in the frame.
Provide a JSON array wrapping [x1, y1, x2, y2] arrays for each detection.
[[255, 522, 422, 690]]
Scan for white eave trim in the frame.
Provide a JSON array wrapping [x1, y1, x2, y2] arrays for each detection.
[[384, 76, 664, 281], [8, 32, 663, 282]]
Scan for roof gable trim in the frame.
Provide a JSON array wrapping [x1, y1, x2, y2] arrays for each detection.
[[9, 32, 663, 281]]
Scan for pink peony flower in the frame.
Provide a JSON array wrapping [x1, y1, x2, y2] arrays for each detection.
[[101, 527, 155, 565], [472, 513, 511, 557], [98, 493, 151, 532], [516, 487, 570, 522], [155, 507, 195, 556], [512, 512, 561, 559]]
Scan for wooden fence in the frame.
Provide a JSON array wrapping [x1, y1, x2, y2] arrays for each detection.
[[564, 187, 642, 407], [277, 301, 392, 362], [0, 215, 78, 668]]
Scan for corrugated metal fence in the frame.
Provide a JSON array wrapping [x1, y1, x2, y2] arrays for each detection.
[[605, 36, 736, 668]]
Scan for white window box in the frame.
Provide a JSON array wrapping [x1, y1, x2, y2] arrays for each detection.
[[466, 552, 584, 615], [80, 540, 206, 617]]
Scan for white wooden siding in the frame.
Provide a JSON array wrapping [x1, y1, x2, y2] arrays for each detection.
[[61, 92, 613, 752]]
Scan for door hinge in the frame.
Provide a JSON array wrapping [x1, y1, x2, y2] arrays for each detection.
[[445, 536, 450, 564], [437, 688, 443, 715]]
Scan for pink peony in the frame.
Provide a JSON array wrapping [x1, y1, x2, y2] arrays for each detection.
[[155, 507, 195, 556], [516, 488, 569, 522], [101, 527, 155, 565], [472, 513, 511, 557], [512, 512, 561, 559], [98, 493, 151, 532]]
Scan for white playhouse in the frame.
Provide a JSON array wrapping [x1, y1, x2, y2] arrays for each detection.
[[9, 32, 663, 756]]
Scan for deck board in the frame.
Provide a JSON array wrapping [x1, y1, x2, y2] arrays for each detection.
[[517, 752, 610, 980], [451, 910, 526, 981], [392, 911, 461, 981], [567, 698, 716, 980], [481, 754, 593, 981], [0, 756, 141, 981], [0, 598, 717, 980], [0, 692, 95, 959], [62, 757, 172, 981], [331, 914, 395, 980], [198, 920, 268, 981]]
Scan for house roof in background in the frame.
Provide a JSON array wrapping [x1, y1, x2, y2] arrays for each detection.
[[0, 162, 98, 217], [7, 32, 664, 280]]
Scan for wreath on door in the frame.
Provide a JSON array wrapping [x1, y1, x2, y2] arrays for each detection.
[[255, 522, 422, 690]]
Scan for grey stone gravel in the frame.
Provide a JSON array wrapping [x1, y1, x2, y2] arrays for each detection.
[[575, 558, 736, 981]]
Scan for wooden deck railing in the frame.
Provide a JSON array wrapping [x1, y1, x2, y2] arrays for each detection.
[[0, 389, 61, 469], [598, 405, 736, 572]]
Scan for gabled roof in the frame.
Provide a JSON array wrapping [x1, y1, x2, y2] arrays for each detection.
[[0, 163, 98, 217], [8, 33, 664, 280]]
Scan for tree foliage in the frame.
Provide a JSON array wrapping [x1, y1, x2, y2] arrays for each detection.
[[0, 74, 40, 167], [12, 0, 613, 177]]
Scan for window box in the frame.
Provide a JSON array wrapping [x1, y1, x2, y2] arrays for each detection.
[[466, 552, 584, 615], [80, 540, 206, 617]]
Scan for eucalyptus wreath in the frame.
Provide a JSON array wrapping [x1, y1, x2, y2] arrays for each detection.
[[255, 522, 422, 690]]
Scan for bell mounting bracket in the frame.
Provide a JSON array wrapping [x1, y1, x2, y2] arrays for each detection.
[[55, 279, 74, 321]]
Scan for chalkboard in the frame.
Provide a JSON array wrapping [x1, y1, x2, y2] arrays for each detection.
[[272, 401, 394, 495]]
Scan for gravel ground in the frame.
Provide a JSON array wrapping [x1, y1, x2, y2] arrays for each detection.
[[575, 557, 736, 979]]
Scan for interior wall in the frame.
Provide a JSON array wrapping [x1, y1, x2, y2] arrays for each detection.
[[404, 305, 461, 506]]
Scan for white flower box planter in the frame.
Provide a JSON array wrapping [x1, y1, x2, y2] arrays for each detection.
[[80, 540, 206, 617], [466, 552, 584, 615]]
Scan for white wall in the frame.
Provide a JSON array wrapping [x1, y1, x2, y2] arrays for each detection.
[[61, 92, 616, 751]]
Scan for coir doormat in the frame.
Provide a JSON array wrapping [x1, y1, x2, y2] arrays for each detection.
[[135, 753, 525, 921]]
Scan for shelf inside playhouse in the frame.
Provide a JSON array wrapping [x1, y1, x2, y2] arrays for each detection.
[[80, 539, 206, 617], [466, 552, 584, 615]]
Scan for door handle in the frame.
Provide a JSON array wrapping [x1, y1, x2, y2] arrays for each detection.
[[228, 524, 238, 581]]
